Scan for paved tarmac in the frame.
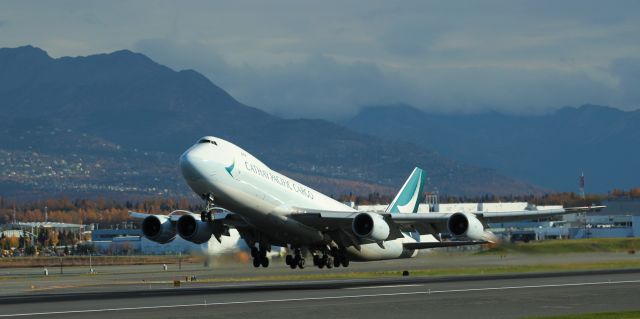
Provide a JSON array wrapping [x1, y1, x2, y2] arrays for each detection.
[[2, 251, 638, 296], [1, 269, 639, 319], [1, 252, 639, 318]]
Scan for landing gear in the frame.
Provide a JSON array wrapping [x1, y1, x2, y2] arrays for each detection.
[[333, 256, 341, 268], [325, 255, 333, 269], [251, 245, 270, 268], [285, 248, 305, 269], [285, 246, 349, 270], [313, 247, 349, 269], [200, 193, 216, 222]]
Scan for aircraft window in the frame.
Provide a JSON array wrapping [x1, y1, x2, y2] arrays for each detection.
[[198, 139, 218, 145]]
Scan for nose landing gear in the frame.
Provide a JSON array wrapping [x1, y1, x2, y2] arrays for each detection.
[[200, 193, 216, 222]]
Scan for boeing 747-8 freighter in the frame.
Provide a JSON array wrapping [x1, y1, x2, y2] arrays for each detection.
[[132, 136, 600, 269]]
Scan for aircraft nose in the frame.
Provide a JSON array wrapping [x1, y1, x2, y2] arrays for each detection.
[[180, 146, 210, 181]]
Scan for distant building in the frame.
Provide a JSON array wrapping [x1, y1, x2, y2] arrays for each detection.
[[7, 222, 86, 234], [0, 229, 31, 238], [91, 228, 141, 241], [90, 229, 246, 255]]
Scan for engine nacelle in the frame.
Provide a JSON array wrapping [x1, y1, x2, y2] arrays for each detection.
[[352, 212, 390, 241], [177, 214, 213, 244], [447, 212, 487, 241], [141, 215, 176, 244]]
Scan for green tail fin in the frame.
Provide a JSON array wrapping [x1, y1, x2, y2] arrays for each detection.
[[386, 167, 426, 214]]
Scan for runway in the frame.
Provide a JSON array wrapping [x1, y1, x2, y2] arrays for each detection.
[[1, 269, 639, 319]]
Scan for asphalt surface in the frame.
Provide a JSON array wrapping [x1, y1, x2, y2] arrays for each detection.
[[1, 269, 639, 319], [3, 251, 639, 296]]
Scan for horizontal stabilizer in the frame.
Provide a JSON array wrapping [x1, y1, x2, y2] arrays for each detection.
[[403, 241, 488, 250]]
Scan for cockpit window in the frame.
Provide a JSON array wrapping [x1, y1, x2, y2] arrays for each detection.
[[198, 139, 218, 145]]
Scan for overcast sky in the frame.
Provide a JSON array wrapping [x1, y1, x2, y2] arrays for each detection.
[[1, 1, 639, 119]]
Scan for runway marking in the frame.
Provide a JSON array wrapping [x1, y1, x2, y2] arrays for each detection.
[[346, 284, 423, 290], [2, 279, 639, 317]]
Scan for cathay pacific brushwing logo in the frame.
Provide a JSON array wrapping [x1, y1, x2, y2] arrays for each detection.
[[225, 160, 235, 177], [388, 168, 425, 214]]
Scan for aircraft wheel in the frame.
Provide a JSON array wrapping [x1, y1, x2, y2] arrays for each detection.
[[297, 258, 305, 269], [341, 258, 350, 268], [285, 255, 293, 265], [252, 258, 260, 268], [326, 257, 333, 269], [333, 257, 341, 268], [312, 255, 320, 266], [261, 257, 269, 268]]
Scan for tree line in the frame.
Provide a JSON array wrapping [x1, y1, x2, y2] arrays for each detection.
[[0, 197, 198, 226], [2, 187, 639, 228]]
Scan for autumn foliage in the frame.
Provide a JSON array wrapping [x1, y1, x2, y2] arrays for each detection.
[[0, 197, 196, 227], [1, 188, 638, 227]]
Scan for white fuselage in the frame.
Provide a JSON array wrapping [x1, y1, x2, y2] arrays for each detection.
[[180, 136, 420, 261]]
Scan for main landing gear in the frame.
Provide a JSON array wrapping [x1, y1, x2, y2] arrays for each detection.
[[285, 247, 350, 270], [285, 248, 305, 269], [251, 245, 270, 268], [313, 247, 349, 269]]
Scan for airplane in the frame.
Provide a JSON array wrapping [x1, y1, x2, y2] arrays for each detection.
[[131, 136, 602, 269]]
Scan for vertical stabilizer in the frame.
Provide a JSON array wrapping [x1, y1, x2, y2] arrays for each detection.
[[386, 167, 426, 214]]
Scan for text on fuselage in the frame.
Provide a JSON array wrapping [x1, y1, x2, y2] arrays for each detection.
[[244, 161, 315, 200]]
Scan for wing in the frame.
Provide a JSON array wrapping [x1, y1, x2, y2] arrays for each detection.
[[128, 209, 248, 226], [289, 205, 605, 248], [289, 209, 453, 241], [476, 205, 605, 223]]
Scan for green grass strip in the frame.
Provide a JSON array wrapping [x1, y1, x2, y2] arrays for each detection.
[[523, 310, 640, 318], [192, 260, 640, 283], [479, 238, 640, 255]]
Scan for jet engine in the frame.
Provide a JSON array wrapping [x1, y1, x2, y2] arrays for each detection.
[[447, 212, 489, 241], [177, 214, 213, 244], [141, 215, 176, 244], [352, 212, 390, 241]]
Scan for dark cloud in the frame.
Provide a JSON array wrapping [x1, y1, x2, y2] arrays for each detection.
[[610, 58, 640, 107], [2, 1, 640, 117], [135, 39, 413, 119], [136, 38, 625, 118], [82, 13, 103, 26]]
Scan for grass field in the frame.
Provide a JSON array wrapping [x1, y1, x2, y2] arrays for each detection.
[[479, 238, 640, 255], [525, 310, 640, 318], [0, 255, 202, 268], [184, 259, 640, 283]]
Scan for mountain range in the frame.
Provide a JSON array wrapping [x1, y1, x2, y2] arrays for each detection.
[[346, 104, 640, 193], [0, 45, 541, 200]]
